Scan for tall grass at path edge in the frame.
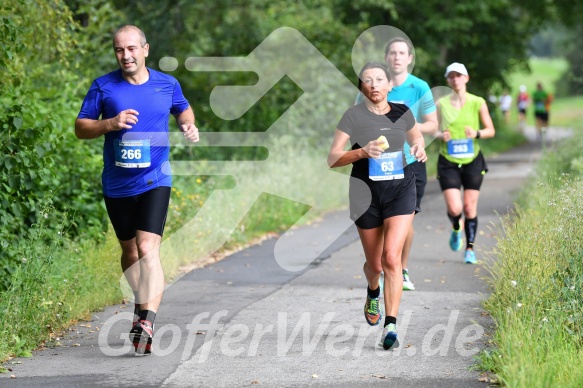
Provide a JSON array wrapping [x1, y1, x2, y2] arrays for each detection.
[[479, 57, 583, 387]]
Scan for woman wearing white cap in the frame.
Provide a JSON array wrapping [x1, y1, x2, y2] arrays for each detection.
[[435, 62, 495, 264]]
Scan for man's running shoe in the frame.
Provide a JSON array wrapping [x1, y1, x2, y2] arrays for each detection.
[[464, 250, 477, 264], [364, 294, 383, 326], [378, 323, 400, 350], [402, 269, 415, 291], [130, 319, 154, 355], [449, 229, 463, 251]]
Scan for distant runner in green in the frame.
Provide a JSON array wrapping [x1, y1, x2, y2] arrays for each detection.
[[532, 82, 553, 142]]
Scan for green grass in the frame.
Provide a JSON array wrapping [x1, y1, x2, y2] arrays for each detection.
[[479, 57, 583, 386], [0, 212, 122, 364], [551, 96, 583, 128], [484, 169, 583, 387]]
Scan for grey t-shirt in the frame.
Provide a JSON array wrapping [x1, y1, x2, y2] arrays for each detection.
[[336, 102, 415, 181]]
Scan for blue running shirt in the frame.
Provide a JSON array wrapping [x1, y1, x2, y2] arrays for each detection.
[[78, 68, 190, 197]]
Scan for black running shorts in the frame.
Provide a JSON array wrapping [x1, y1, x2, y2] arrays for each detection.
[[350, 167, 417, 229], [535, 111, 549, 123], [104, 186, 171, 241], [410, 161, 427, 211], [437, 152, 488, 191]]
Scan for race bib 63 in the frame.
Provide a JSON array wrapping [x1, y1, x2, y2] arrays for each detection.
[[369, 151, 404, 181]]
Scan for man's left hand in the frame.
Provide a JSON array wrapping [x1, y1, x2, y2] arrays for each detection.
[[181, 123, 200, 142]]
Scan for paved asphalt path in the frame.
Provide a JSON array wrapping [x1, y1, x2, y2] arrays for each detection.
[[2, 129, 562, 387]]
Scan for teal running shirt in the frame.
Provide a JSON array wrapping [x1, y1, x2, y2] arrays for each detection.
[[388, 74, 435, 164]]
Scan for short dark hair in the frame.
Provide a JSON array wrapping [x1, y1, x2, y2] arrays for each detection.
[[384, 37, 413, 57], [358, 62, 391, 91], [113, 25, 147, 48]]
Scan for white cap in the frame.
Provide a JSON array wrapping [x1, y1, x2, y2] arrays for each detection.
[[444, 62, 468, 77], [519, 85, 527, 92]]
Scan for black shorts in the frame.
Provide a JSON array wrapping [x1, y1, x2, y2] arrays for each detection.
[[535, 112, 549, 122], [350, 166, 417, 229], [518, 108, 526, 115], [410, 161, 427, 211], [104, 186, 171, 241], [437, 152, 488, 191]]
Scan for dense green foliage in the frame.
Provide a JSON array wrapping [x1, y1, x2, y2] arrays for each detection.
[[557, 25, 583, 96], [0, 0, 124, 361], [0, 0, 123, 289], [530, 24, 583, 97], [111, 0, 553, 137]]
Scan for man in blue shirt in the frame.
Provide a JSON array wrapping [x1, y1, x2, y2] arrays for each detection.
[[75, 25, 199, 355], [384, 37, 438, 291]]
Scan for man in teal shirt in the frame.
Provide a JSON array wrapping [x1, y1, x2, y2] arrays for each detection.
[[384, 37, 438, 290], [355, 38, 438, 290]]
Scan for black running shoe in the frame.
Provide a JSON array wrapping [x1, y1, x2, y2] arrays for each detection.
[[130, 319, 154, 355]]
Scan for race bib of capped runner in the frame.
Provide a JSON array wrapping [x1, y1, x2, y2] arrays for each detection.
[[369, 151, 404, 181], [113, 139, 151, 168], [447, 139, 474, 159]]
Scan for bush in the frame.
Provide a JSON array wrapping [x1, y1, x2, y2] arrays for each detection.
[[0, 0, 120, 289]]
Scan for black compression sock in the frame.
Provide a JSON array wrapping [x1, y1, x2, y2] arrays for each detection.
[[138, 310, 157, 324], [367, 285, 381, 299], [464, 216, 478, 249], [133, 291, 140, 319], [384, 316, 397, 327], [448, 213, 462, 230]]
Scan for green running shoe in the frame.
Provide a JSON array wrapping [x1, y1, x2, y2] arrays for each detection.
[[379, 323, 400, 350], [364, 294, 383, 326], [402, 269, 415, 291], [449, 229, 463, 251]]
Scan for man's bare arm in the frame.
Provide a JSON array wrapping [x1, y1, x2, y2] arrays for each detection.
[[175, 106, 199, 142], [75, 109, 139, 139]]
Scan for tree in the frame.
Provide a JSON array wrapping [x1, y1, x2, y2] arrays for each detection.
[[0, 0, 121, 289], [549, 1, 583, 96]]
